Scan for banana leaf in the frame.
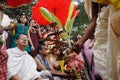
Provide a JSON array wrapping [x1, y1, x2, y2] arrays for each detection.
[[40, 7, 62, 28], [66, 10, 80, 35], [65, 0, 74, 32]]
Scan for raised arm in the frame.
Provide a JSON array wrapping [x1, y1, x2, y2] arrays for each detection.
[[73, 2, 104, 51]]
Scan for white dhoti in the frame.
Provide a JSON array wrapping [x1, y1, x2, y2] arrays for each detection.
[[7, 47, 41, 80], [93, 6, 109, 80], [93, 4, 120, 80]]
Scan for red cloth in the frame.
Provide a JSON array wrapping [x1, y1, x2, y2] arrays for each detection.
[[7, 0, 32, 7], [0, 40, 8, 80], [29, 29, 40, 57], [65, 53, 85, 72]]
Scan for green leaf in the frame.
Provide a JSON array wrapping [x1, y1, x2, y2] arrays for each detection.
[[68, 1, 74, 19], [50, 12, 62, 27], [61, 32, 69, 40], [67, 10, 79, 34], [64, 0, 75, 32], [40, 7, 62, 28], [65, 19, 71, 34], [40, 7, 54, 22]]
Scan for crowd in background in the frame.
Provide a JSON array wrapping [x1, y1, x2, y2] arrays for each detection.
[[1, 0, 120, 80], [0, 0, 98, 80]]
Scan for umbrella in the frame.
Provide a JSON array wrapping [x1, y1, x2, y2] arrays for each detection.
[[32, 0, 77, 26], [7, 0, 32, 8]]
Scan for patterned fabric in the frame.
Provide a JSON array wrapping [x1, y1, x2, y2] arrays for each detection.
[[0, 37, 8, 80], [65, 53, 85, 71]]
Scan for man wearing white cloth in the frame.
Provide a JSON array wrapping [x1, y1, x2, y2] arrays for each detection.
[[78, 0, 120, 80], [6, 34, 52, 80]]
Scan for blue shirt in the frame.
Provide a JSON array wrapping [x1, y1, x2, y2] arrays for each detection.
[[36, 54, 50, 70]]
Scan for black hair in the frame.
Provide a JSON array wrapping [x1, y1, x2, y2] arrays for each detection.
[[16, 33, 28, 40], [18, 13, 28, 26], [0, 0, 7, 2], [37, 44, 45, 53]]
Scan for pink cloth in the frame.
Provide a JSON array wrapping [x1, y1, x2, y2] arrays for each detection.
[[65, 53, 85, 72], [0, 35, 8, 80], [83, 39, 100, 80]]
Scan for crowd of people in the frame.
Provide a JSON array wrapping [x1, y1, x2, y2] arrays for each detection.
[[0, 0, 86, 80], [0, 0, 120, 80]]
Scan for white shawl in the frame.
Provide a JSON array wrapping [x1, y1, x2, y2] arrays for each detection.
[[7, 47, 41, 80], [1, 14, 11, 27], [0, 14, 11, 42]]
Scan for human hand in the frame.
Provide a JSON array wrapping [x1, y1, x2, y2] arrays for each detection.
[[77, 34, 82, 40], [0, 27, 3, 34], [31, 46, 35, 51], [71, 40, 83, 53]]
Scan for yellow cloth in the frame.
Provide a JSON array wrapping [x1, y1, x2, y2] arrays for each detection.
[[92, 0, 120, 10], [60, 60, 65, 73], [92, 0, 111, 4], [10, 22, 15, 35], [110, 0, 120, 10]]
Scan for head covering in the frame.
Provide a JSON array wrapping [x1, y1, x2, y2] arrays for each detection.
[[111, 10, 120, 38], [0, 0, 7, 2]]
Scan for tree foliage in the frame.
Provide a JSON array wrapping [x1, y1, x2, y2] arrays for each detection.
[[71, 2, 89, 41], [5, 0, 37, 19]]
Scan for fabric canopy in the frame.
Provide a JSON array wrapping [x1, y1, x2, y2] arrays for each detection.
[[32, 0, 77, 26], [7, 0, 32, 8]]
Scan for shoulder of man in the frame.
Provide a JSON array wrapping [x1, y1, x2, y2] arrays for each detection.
[[6, 47, 16, 54], [1, 14, 11, 27]]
